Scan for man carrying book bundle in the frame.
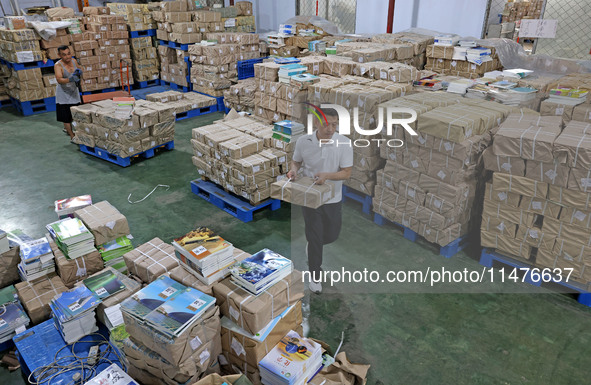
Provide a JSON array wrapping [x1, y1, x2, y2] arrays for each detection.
[[287, 108, 353, 294]]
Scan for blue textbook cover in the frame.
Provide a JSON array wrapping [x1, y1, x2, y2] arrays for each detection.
[[232, 249, 291, 285], [0, 302, 29, 335], [52, 286, 101, 322], [144, 287, 215, 337], [120, 275, 186, 320], [19, 238, 52, 263]]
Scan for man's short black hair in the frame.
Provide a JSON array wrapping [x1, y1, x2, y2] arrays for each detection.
[[323, 108, 339, 118], [57, 45, 70, 53]]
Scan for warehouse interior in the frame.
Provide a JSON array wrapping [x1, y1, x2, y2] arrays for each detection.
[[1, 1, 591, 385]]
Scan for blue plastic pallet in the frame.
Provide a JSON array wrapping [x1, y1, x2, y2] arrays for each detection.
[[342, 185, 372, 215], [14, 320, 122, 383], [195, 91, 224, 110], [79, 141, 174, 167], [176, 104, 218, 120], [158, 39, 190, 51], [133, 79, 160, 89], [6, 58, 55, 71], [237, 57, 266, 80], [373, 213, 468, 258], [190, 179, 281, 223], [11, 97, 56, 116], [130, 29, 156, 38], [160, 80, 191, 92], [81, 87, 117, 95], [479, 248, 591, 307], [0, 98, 12, 108]]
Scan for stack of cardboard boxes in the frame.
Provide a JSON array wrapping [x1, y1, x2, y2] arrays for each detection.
[[159, 45, 191, 89], [106, 2, 156, 32], [145, 90, 217, 113], [191, 115, 290, 205], [71, 98, 176, 157], [154, 2, 220, 45], [129, 36, 159, 84], [74, 8, 134, 92], [371, 32, 434, 70], [6, 67, 55, 102], [0, 28, 44, 63], [424, 43, 503, 79], [223, 78, 257, 112], [502, 0, 543, 23], [190, 32, 259, 97], [219, 1, 256, 33], [372, 93, 515, 246], [482, 113, 591, 284], [39, 28, 73, 61], [540, 73, 591, 122]]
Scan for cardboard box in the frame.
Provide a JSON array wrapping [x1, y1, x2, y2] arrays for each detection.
[[213, 270, 304, 335], [46, 7, 76, 19], [50, 238, 103, 288], [542, 217, 591, 247], [483, 182, 521, 207], [525, 160, 570, 187], [553, 121, 591, 169], [15, 275, 67, 324], [271, 177, 335, 208], [492, 173, 548, 198], [481, 231, 532, 260], [493, 125, 561, 163], [567, 167, 591, 193], [83, 6, 110, 15], [481, 215, 518, 238], [540, 99, 574, 122], [122, 237, 180, 283], [482, 148, 525, 175], [559, 206, 591, 230], [74, 201, 130, 246], [548, 185, 591, 211]]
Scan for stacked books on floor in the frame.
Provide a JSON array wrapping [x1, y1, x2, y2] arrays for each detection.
[[83, 270, 126, 329], [273, 120, 305, 148], [547, 88, 588, 106], [0, 286, 30, 343], [98, 236, 134, 273], [50, 285, 101, 343], [18, 237, 55, 281], [258, 330, 323, 385], [54, 195, 92, 219], [120, 275, 215, 338], [230, 249, 293, 295], [172, 228, 236, 285], [46, 218, 96, 259]]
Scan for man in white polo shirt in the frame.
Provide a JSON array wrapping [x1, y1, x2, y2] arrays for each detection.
[[287, 108, 353, 293]]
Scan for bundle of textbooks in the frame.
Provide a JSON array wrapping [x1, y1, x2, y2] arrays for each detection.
[[83, 270, 126, 299], [18, 237, 55, 281], [258, 330, 323, 385], [548, 88, 588, 105], [0, 286, 30, 343], [85, 364, 139, 385], [172, 227, 235, 285], [46, 218, 96, 259], [54, 195, 92, 219], [466, 47, 492, 65], [273, 120, 305, 144], [50, 285, 101, 343], [230, 249, 292, 295], [120, 275, 215, 338], [97, 236, 133, 273]]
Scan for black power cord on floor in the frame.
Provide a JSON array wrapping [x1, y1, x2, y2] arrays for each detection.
[[28, 333, 126, 385]]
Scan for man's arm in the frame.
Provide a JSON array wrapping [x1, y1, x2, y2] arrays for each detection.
[[54, 64, 70, 85], [314, 167, 352, 185], [287, 160, 302, 180]]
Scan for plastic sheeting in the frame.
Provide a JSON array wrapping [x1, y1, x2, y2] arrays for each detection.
[[27, 21, 71, 41]]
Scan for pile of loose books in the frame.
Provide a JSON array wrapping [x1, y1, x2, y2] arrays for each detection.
[[97, 236, 133, 273], [547, 87, 588, 106], [54, 195, 92, 219], [83, 270, 126, 329], [18, 237, 55, 281], [0, 286, 30, 343], [230, 248, 293, 295], [50, 285, 101, 343], [172, 227, 235, 285], [46, 218, 95, 259], [258, 330, 323, 385], [273, 120, 304, 147], [121, 275, 215, 338]]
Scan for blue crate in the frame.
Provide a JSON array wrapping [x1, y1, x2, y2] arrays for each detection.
[[160, 80, 191, 92], [190, 179, 281, 223], [373, 213, 468, 258], [158, 39, 190, 51], [133, 79, 160, 89], [11, 97, 56, 116], [237, 57, 266, 80], [342, 185, 372, 215], [480, 248, 591, 307], [14, 320, 122, 384], [130, 29, 156, 38], [175, 104, 218, 120], [79, 141, 174, 167], [7, 58, 55, 71]]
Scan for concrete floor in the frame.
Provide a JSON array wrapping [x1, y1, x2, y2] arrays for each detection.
[[1, 104, 591, 385]]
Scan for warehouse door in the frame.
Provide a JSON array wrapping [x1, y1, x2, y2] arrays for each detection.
[[297, 0, 357, 34]]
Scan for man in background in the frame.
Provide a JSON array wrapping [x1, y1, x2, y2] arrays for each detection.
[[54, 45, 82, 141]]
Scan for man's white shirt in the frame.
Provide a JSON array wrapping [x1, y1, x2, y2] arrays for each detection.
[[292, 131, 354, 204]]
